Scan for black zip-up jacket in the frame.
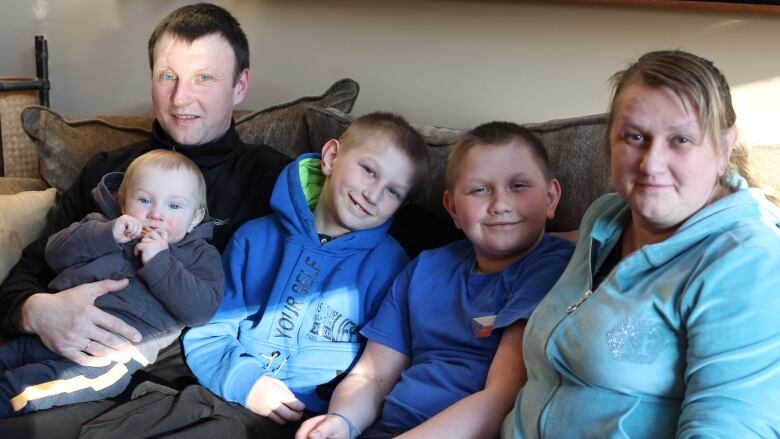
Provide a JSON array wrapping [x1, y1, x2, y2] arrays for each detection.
[[0, 120, 290, 334]]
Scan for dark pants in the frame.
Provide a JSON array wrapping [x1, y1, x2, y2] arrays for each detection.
[[0, 342, 314, 438], [0, 335, 140, 418], [0, 342, 193, 438]]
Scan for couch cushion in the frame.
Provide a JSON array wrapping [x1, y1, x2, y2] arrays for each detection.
[[0, 188, 56, 283], [305, 106, 611, 232], [22, 78, 360, 193], [0, 177, 49, 195], [21, 108, 152, 193]]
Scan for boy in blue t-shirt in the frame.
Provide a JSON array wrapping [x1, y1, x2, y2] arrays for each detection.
[[182, 112, 429, 432], [297, 122, 575, 439]]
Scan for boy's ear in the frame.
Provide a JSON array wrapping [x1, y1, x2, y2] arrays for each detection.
[[320, 139, 340, 177], [545, 178, 562, 220], [189, 207, 206, 233], [442, 190, 462, 230]]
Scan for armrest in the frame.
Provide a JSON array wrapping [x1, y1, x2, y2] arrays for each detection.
[[0, 177, 49, 195]]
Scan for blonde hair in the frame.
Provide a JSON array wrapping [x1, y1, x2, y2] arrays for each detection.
[[609, 50, 778, 205], [118, 150, 207, 210], [339, 112, 430, 190]]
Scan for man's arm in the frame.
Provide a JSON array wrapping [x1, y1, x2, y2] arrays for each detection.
[[296, 341, 411, 439], [0, 152, 142, 366], [398, 321, 527, 439]]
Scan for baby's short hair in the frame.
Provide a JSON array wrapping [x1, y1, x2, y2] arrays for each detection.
[[445, 122, 553, 191], [339, 112, 430, 190], [118, 150, 207, 211]]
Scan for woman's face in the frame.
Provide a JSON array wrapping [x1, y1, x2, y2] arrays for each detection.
[[610, 81, 733, 234]]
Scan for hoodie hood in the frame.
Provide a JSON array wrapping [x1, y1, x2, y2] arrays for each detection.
[[590, 174, 780, 268], [91, 171, 214, 244], [270, 153, 393, 253]]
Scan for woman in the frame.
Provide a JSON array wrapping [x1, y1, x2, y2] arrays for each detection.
[[505, 50, 780, 438]]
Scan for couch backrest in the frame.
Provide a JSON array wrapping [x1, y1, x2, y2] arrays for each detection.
[[305, 107, 612, 232]]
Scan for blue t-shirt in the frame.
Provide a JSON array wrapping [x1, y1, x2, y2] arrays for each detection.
[[361, 235, 574, 430]]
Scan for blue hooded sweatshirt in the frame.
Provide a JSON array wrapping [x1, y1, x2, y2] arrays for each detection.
[[183, 153, 409, 413]]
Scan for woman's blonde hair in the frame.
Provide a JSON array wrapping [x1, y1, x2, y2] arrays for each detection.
[[608, 50, 777, 205]]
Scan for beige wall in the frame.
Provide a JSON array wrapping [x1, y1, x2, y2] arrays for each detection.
[[1, 0, 778, 145]]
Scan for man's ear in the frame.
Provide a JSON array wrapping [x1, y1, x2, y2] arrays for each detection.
[[189, 207, 206, 233], [443, 190, 462, 230], [545, 178, 562, 220], [320, 139, 340, 177], [232, 68, 250, 106]]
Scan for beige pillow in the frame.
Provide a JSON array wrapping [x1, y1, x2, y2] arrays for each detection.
[[304, 106, 611, 232], [0, 188, 56, 283], [22, 78, 360, 193]]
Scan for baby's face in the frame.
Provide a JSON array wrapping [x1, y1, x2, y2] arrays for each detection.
[[121, 166, 204, 244], [445, 141, 557, 271]]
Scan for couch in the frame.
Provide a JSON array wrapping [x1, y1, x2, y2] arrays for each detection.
[[1, 77, 779, 284]]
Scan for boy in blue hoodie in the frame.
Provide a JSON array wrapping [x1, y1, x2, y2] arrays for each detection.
[[182, 112, 429, 435]]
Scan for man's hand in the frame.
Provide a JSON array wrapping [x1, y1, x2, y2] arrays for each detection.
[[247, 375, 305, 425], [134, 229, 169, 265], [113, 215, 144, 244], [20, 279, 142, 367], [296, 414, 351, 439]]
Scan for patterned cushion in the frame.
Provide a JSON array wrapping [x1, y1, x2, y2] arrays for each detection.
[[305, 106, 611, 232], [21, 78, 360, 192]]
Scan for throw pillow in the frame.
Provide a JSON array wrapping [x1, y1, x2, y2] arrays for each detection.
[[304, 106, 611, 232], [22, 78, 360, 192], [234, 78, 359, 159], [0, 188, 56, 283], [21, 108, 152, 193]]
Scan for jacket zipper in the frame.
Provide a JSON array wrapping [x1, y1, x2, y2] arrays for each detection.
[[537, 238, 599, 438]]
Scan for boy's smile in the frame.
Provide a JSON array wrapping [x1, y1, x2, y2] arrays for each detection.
[[316, 136, 414, 237], [444, 141, 560, 273]]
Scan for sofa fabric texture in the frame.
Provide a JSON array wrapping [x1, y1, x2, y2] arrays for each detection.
[[20, 78, 360, 193]]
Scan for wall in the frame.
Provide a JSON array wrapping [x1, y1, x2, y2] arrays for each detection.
[[1, 0, 778, 145]]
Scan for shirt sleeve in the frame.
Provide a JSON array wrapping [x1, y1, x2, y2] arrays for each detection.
[[360, 258, 417, 357], [677, 244, 780, 437], [182, 225, 269, 407]]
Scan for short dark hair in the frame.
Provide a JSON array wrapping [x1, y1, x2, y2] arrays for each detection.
[[340, 112, 430, 190], [148, 3, 249, 84], [446, 122, 553, 191]]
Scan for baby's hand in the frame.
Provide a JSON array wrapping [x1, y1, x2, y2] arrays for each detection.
[[113, 215, 143, 244], [133, 229, 169, 265]]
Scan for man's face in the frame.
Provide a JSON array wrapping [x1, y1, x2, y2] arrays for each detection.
[[151, 33, 248, 146]]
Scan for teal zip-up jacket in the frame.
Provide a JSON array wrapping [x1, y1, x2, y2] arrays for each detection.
[[510, 175, 780, 438], [183, 153, 409, 413]]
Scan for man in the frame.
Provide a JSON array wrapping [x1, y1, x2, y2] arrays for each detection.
[[0, 3, 290, 436]]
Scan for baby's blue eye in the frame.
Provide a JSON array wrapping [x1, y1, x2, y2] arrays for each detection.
[[363, 165, 376, 178], [169, 203, 182, 210], [387, 187, 401, 199], [137, 197, 150, 205]]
